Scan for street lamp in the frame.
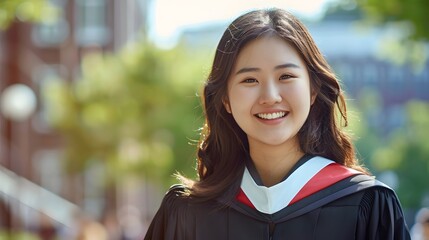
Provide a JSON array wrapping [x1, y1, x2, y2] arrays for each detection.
[[0, 83, 37, 233], [1, 83, 37, 122]]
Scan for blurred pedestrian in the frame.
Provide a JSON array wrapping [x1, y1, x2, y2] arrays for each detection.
[[411, 207, 429, 240], [76, 216, 107, 240], [101, 210, 122, 240], [144, 8, 411, 240], [65, 210, 107, 240]]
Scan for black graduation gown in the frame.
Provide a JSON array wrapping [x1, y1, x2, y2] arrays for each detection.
[[144, 156, 411, 240]]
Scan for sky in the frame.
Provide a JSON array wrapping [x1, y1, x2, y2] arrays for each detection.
[[150, 0, 335, 48]]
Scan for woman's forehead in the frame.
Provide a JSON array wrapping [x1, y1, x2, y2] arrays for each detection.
[[232, 36, 305, 72]]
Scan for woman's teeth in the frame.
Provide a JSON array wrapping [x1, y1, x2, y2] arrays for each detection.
[[257, 112, 286, 120]]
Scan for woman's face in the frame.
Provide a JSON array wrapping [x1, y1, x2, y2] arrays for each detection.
[[225, 35, 314, 151]]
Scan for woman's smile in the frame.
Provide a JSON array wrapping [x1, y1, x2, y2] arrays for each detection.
[[255, 111, 288, 120]]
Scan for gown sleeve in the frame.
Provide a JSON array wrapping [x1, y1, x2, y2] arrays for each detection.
[[356, 187, 411, 240], [144, 185, 191, 240]]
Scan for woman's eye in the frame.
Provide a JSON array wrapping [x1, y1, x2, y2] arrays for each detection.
[[279, 74, 293, 80], [242, 78, 257, 83]]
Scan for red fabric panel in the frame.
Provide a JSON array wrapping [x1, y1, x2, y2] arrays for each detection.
[[289, 163, 357, 205], [236, 189, 256, 209]]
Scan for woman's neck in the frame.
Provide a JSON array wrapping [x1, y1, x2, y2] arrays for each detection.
[[249, 140, 304, 187]]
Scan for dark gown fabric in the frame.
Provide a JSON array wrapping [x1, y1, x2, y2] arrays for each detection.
[[144, 158, 411, 240]]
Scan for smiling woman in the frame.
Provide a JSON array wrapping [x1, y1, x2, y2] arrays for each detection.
[[144, 8, 411, 240]]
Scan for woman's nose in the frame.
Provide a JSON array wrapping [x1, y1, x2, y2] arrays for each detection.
[[259, 81, 282, 105]]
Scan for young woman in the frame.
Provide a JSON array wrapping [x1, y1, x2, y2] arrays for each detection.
[[144, 8, 411, 240]]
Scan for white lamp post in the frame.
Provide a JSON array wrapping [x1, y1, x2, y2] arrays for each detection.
[[0, 83, 37, 231], [1, 83, 37, 122]]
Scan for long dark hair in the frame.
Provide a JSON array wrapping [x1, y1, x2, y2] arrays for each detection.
[[180, 8, 367, 202]]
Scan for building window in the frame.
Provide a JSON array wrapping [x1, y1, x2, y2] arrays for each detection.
[[33, 150, 63, 194], [387, 66, 405, 95], [415, 66, 429, 99], [83, 161, 106, 218], [75, 0, 110, 46], [362, 61, 378, 86], [31, 0, 68, 47], [32, 19, 69, 47], [31, 64, 66, 134]]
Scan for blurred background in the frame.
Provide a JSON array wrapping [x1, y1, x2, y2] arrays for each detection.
[[0, 0, 428, 239]]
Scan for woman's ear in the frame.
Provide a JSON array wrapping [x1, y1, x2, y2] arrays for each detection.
[[310, 91, 317, 105], [310, 89, 317, 105], [223, 97, 232, 113]]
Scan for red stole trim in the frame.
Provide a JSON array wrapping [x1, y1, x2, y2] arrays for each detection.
[[236, 189, 255, 209]]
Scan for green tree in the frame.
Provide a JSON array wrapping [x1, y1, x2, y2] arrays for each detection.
[[330, 0, 429, 66], [356, 0, 429, 66], [0, 0, 56, 30], [347, 90, 429, 208], [355, 0, 429, 41], [43, 42, 209, 186], [347, 89, 384, 172], [370, 101, 429, 208]]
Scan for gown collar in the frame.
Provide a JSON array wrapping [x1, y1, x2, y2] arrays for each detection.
[[240, 155, 337, 214]]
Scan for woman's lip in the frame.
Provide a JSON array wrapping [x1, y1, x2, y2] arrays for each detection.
[[254, 109, 289, 114]]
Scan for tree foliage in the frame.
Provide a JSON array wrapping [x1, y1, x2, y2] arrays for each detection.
[[356, 0, 429, 66], [355, 0, 429, 41], [43, 42, 210, 186], [369, 101, 429, 208], [0, 0, 56, 30], [330, 0, 429, 66], [348, 90, 429, 208]]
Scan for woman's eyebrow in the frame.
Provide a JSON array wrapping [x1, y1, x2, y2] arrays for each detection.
[[235, 63, 301, 75], [235, 67, 260, 75], [274, 63, 300, 70]]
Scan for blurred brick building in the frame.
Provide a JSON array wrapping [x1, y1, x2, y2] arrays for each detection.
[[0, 0, 150, 234]]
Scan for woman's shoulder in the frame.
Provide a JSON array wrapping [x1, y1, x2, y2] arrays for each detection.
[[358, 181, 402, 210], [318, 173, 398, 211], [144, 185, 194, 239], [166, 184, 189, 196], [355, 181, 411, 239], [344, 174, 402, 207], [160, 184, 192, 207]]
